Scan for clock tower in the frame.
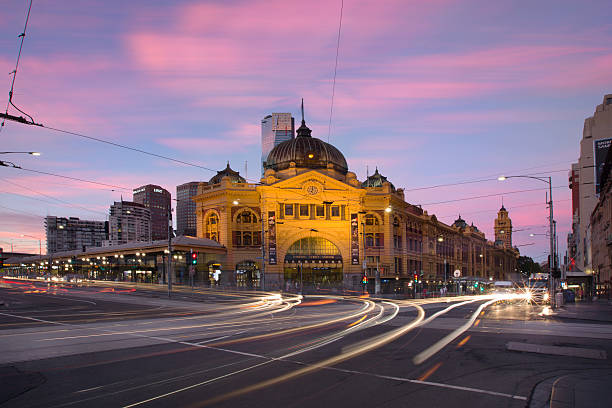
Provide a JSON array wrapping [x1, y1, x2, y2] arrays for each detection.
[[494, 204, 512, 249]]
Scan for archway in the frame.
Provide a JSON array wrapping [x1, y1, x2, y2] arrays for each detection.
[[283, 237, 343, 291], [236, 261, 260, 288]]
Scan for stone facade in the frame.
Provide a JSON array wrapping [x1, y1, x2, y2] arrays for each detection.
[[193, 117, 518, 291]]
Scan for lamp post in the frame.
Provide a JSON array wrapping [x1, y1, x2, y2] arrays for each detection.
[[20, 234, 41, 255], [0, 151, 40, 155], [498, 175, 556, 308]]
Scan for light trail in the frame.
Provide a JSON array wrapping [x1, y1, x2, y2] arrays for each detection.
[[412, 294, 527, 365], [189, 303, 425, 407]]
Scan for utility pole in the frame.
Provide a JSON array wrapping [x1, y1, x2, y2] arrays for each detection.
[[548, 177, 556, 309]]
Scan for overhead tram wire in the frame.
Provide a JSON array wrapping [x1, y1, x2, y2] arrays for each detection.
[[327, 0, 344, 143], [42, 125, 219, 173], [7, 166, 131, 191], [1, 0, 37, 133], [0, 178, 108, 216], [419, 185, 566, 206]]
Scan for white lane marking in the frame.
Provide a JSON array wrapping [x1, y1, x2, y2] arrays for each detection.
[[75, 385, 103, 393], [122, 301, 421, 408], [321, 365, 527, 400], [194, 330, 248, 345]]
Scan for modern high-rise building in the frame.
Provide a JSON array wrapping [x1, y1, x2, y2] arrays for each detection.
[[45, 216, 108, 253], [494, 205, 512, 249], [176, 181, 199, 236], [133, 184, 171, 240], [261, 113, 294, 175], [572, 94, 612, 273], [107, 201, 151, 245]]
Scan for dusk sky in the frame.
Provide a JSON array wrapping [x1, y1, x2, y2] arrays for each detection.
[[1, 0, 611, 261]]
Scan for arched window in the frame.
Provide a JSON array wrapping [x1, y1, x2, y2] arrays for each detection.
[[206, 212, 219, 242], [236, 210, 258, 224], [233, 209, 261, 247], [365, 214, 379, 226]]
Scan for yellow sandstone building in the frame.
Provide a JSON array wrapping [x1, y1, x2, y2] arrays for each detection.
[[193, 114, 518, 292]]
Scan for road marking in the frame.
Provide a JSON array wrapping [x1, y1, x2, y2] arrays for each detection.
[[506, 341, 607, 360], [324, 365, 528, 401], [417, 362, 443, 381], [474, 319, 481, 327], [348, 315, 367, 327], [456, 335, 471, 348]]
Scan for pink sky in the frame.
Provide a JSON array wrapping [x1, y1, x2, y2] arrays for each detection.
[[1, 0, 611, 261]]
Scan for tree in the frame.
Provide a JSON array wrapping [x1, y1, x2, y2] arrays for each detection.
[[517, 256, 542, 278]]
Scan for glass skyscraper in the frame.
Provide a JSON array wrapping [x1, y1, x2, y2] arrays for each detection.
[[261, 113, 295, 175]]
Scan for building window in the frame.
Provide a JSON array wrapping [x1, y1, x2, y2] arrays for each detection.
[[365, 233, 384, 247], [316, 205, 324, 217], [331, 205, 340, 217], [365, 214, 379, 225], [284, 204, 294, 217], [299, 204, 309, 217], [206, 213, 219, 242], [233, 210, 261, 247]]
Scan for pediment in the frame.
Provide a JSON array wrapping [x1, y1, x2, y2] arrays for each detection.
[[259, 170, 361, 195]]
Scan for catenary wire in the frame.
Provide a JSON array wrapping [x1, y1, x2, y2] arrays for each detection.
[[327, 0, 344, 143], [419, 185, 566, 206], [1, 0, 35, 133]]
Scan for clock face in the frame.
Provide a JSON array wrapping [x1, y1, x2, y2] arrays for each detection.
[[306, 185, 319, 195]]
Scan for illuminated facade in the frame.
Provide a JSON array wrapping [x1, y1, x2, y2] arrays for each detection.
[[194, 114, 518, 290], [494, 205, 512, 249]]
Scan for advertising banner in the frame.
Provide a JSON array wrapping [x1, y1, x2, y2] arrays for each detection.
[[268, 211, 277, 265], [594, 137, 612, 194], [351, 213, 359, 265]]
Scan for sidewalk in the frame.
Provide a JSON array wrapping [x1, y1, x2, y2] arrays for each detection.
[[530, 370, 612, 408], [529, 300, 612, 407], [549, 299, 612, 323]]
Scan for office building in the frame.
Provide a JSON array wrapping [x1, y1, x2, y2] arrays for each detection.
[[573, 94, 612, 273], [176, 182, 199, 236], [133, 184, 171, 240], [45, 216, 108, 253], [261, 113, 294, 175], [108, 201, 151, 245]]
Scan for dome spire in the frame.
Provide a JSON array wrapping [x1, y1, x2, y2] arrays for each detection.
[[296, 99, 312, 137]]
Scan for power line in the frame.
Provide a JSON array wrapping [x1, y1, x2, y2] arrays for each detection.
[[327, 0, 344, 143], [0, 203, 44, 218], [43, 125, 219, 174], [419, 185, 566, 206], [1, 0, 37, 133], [14, 167, 131, 191], [0, 178, 108, 216], [436, 198, 572, 219]]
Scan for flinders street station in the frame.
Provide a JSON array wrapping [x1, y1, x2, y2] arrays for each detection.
[[193, 113, 519, 293]]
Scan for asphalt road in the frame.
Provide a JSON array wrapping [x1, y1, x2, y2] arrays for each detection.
[[1, 278, 611, 408]]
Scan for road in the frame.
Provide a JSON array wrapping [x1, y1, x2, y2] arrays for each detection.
[[1, 278, 611, 407]]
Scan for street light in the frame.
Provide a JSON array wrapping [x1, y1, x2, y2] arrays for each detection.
[[0, 151, 40, 155], [20, 234, 42, 255], [499, 174, 556, 308]]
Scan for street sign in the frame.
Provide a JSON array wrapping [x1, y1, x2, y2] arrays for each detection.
[[453, 269, 461, 278]]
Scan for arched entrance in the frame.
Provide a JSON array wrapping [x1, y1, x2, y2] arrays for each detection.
[[236, 261, 260, 288], [283, 237, 343, 290]]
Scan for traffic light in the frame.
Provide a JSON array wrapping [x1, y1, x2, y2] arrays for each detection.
[[413, 273, 418, 283], [362, 275, 368, 284], [191, 252, 197, 265]]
